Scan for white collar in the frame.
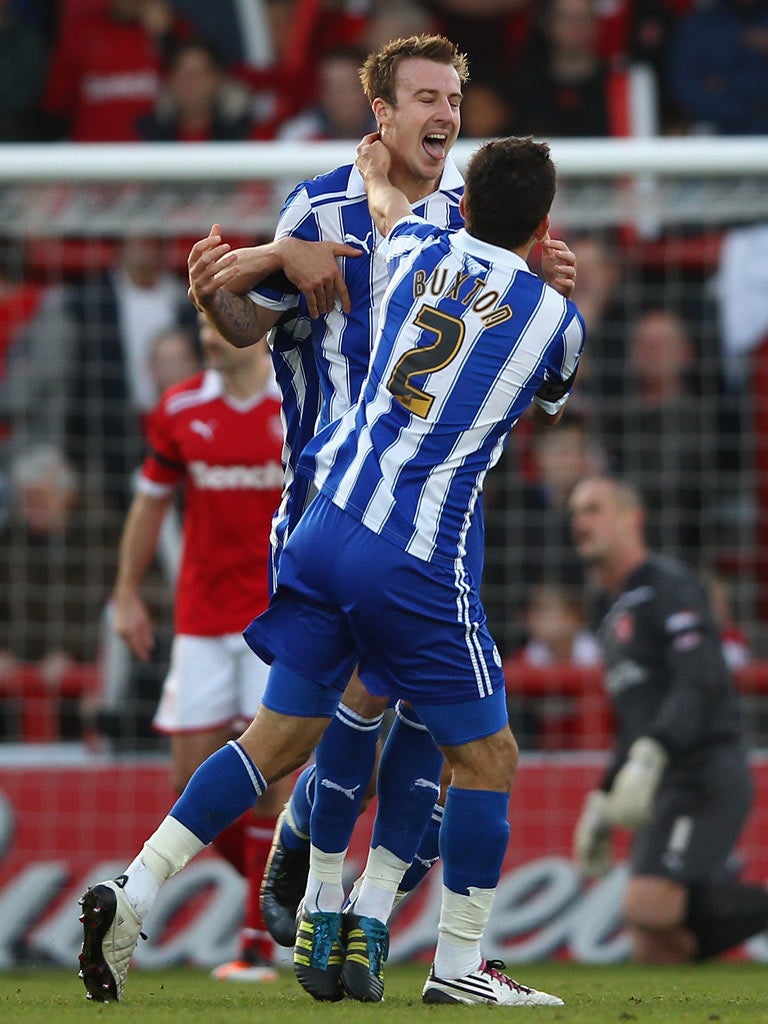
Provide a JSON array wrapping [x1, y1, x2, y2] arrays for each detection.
[[346, 152, 463, 200], [450, 229, 532, 273]]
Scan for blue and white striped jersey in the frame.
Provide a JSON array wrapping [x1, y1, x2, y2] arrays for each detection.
[[300, 216, 585, 567], [248, 159, 464, 539]]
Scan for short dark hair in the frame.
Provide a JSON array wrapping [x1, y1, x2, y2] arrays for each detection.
[[359, 34, 469, 106], [463, 137, 556, 251]]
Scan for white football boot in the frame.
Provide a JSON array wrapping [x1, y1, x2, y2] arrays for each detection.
[[78, 876, 144, 1002], [422, 959, 564, 1006]]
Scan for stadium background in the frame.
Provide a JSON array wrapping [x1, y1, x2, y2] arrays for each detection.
[[1, 0, 768, 968]]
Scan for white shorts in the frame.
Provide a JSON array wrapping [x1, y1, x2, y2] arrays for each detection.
[[153, 633, 270, 734]]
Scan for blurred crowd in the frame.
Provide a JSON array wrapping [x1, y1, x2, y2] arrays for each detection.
[[3, 0, 768, 144], [1, 0, 768, 747]]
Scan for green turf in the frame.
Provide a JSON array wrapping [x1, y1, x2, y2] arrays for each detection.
[[1, 963, 766, 1023]]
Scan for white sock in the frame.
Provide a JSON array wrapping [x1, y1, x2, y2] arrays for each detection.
[[433, 884, 495, 979], [353, 845, 410, 924], [121, 857, 158, 922], [123, 816, 205, 920], [304, 845, 346, 913], [433, 935, 482, 979]]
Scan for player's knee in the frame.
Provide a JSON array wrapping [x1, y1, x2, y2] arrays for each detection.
[[237, 707, 327, 782], [446, 726, 518, 792], [481, 728, 518, 790], [341, 676, 390, 718], [624, 876, 686, 931]]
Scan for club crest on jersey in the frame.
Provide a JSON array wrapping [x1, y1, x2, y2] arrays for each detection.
[[613, 612, 634, 644]]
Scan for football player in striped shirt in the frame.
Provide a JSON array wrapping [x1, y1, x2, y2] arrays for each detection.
[[187, 34, 575, 964], [76, 42, 576, 1007], [186, 36, 473, 964], [243, 133, 583, 1006]]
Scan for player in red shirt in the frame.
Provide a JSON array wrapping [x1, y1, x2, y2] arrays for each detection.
[[111, 317, 290, 981]]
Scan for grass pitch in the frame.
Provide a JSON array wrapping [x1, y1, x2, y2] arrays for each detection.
[[1, 962, 766, 1023]]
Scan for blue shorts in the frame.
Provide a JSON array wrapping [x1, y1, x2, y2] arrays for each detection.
[[268, 490, 486, 701], [244, 493, 507, 746]]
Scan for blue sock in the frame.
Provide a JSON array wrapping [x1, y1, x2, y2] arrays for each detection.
[[371, 704, 443, 863], [309, 702, 383, 854], [440, 787, 510, 894], [282, 764, 316, 851], [170, 740, 266, 845], [400, 802, 443, 893]]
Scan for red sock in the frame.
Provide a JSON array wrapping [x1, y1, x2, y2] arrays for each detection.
[[212, 812, 249, 876], [241, 814, 278, 962]]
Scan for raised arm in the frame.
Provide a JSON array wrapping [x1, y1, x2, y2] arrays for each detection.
[[355, 133, 411, 238], [187, 225, 282, 347], [188, 223, 363, 332]]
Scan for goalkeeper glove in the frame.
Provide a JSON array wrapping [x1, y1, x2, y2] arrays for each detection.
[[607, 736, 668, 829], [573, 789, 613, 878]]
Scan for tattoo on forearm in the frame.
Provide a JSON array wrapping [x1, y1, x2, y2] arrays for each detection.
[[212, 291, 261, 346]]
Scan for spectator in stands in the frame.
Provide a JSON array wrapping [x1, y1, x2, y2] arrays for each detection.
[[170, 0, 291, 69], [593, 0, 684, 133], [483, 410, 606, 652], [424, 0, 532, 78], [506, 581, 602, 749], [0, 444, 118, 739], [570, 475, 768, 964], [0, 0, 49, 140], [506, 0, 614, 137], [277, 47, 377, 141], [0, 237, 76, 460], [42, 0, 183, 141], [364, 1, 437, 53], [172, 0, 319, 136], [715, 221, 768, 391], [702, 569, 752, 674], [668, 0, 768, 136], [714, 221, 768, 578], [603, 308, 715, 565], [64, 234, 197, 512], [563, 232, 634, 420], [517, 582, 602, 668], [137, 38, 253, 142], [459, 77, 515, 138]]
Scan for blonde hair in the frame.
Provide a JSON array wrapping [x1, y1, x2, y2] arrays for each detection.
[[359, 34, 469, 106]]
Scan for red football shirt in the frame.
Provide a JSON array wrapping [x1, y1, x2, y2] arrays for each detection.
[[140, 370, 284, 635], [43, 15, 162, 141]]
